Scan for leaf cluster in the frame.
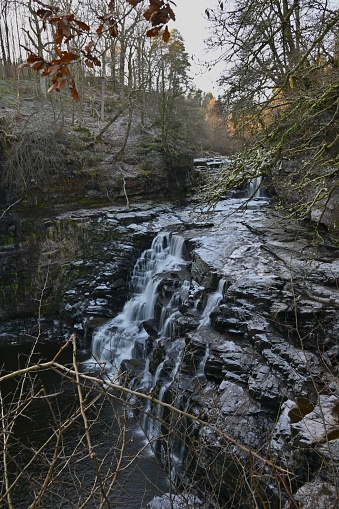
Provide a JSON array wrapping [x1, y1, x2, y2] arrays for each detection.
[[20, 0, 176, 98]]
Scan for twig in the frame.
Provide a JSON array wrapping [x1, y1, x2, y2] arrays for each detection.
[[0, 198, 22, 220], [72, 335, 111, 509]]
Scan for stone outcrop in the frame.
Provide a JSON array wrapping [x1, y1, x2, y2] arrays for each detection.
[[0, 185, 338, 507], [118, 203, 339, 509]]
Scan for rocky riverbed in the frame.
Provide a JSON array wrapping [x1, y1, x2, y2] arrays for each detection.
[[87, 196, 339, 509], [0, 192, 338, 508]]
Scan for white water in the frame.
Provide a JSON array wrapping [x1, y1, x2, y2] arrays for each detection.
[[248, 176, 263, 198], [91, 232, 186, 375], [199, 278, 226, 328]]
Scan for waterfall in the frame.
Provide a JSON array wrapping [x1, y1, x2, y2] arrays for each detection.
[[91, 232, 186, 376], [197, 343, 210, 378], [248, 176, 263, 198], [199, 278, 226, 328]]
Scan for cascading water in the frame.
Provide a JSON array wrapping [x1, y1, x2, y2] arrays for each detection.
[[248, 175, 263, 198], [199, 278, 226, 328], [90, 231, 230, 493], [91, 232, 187, 376]]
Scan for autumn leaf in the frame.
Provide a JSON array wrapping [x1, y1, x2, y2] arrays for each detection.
[[69, 80, 80, 101], [71, 89, 80, 101], [146, 26, 161, 37], [55, 78, 66, 91], [27, 53, 43, 63], [85, 59, 94, 68], [54, 46, 62, 57], [143, 5, 158, 21], [47, 64, 62, 75], [126, 0, 143, 5], [108, 0, 115, 12], [84, 41, 95, 53], [31, 60, 45, 71], [108, 24, 118, 37], [74, 19, 90, 31], [18, 62, 31, 69], [53, 29, 63, 45], [60, 66, 71, 76], [162, 25, 170, 42]]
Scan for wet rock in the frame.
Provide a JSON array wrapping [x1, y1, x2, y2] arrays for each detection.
[[248, 365, 287, 411], [283, 480, 338, 509], [145, 493, 207, 509], [291, 395, 339, 447], [143, 319, 158, 336]]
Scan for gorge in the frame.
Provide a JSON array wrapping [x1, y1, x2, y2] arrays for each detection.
[[1, 177, 338, 508]]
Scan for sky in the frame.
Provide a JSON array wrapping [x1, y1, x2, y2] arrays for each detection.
[[168, 0, 225, 95]]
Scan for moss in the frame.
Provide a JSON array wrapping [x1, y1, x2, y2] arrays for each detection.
[[72, 124, 91, 133]]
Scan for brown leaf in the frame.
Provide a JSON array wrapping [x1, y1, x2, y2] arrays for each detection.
[[31, 61, 45, 71], [60, 66, 71, 76], [162, 25, 170, 42], [150, 0, 163, 6], [27, 53, 43, 63], [150, 10, 168, 26], [99, 11, 115, 21], [85, 59, 94, 68], [144, 5, 158, 21], [74, 20, 90, 31], [49, 16, 61, 24], [60, 17, 71, 37], [36, 8, 53, 22], [47, 64, 62, 75], [96, 23, 104, 34], [54, 46, 62, 57], [146, 26, 161, 37], [167, 5, 175, 21], [54, 78, 66, 91], [108, 23, 118, 37], [69, 80, 80, 101], [53, 29, 63, 45], [84, 41, 94, 53], [126, 0, 143, 5], [61, 51, 79, 61]]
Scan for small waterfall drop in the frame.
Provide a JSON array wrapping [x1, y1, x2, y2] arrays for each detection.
[[199, 278, 226, 328], [248, 176, 263, 198], [91, 232, 186, 375], [197, 343, 210, 378]]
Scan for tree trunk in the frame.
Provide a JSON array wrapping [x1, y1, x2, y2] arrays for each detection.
[[101, 50, 106, 122]]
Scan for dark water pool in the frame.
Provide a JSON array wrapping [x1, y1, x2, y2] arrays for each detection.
[[0, 341, 169, 509]]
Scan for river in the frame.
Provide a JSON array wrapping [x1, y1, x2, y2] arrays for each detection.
[[1, 193, 268, 509], [1, 189, 338, 509]]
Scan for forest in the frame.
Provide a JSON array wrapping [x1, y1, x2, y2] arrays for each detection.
[[0, 1, 339, 509]]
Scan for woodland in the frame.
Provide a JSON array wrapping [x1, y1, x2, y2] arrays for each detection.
[[0, 1, 339, 509], [0, 0, 338, 221]]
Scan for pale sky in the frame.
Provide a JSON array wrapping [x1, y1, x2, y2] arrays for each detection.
[[168, 0, 224, 95]]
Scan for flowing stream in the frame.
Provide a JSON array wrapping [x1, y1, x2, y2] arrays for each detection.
[[91, 232, 188, 376], [0, 186, 269, 508]]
